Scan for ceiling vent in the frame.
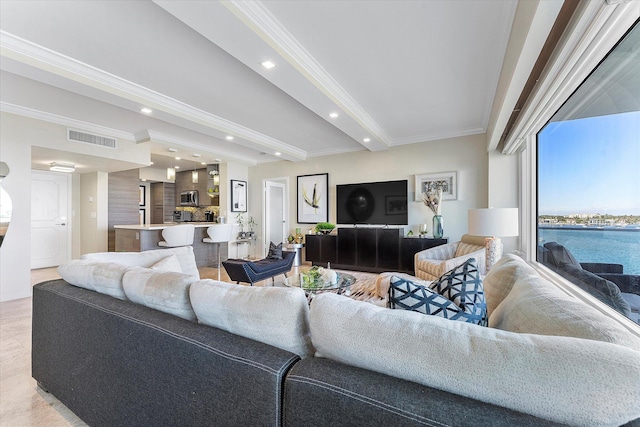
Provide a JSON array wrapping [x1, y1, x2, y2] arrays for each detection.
[[67, 129, 117, 149]]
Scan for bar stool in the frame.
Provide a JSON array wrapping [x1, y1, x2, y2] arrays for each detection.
[[158, 224, 195, 247], [203, 224, 234, 281]]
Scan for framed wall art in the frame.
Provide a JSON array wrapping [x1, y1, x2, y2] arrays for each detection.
[[231, 180, 247, 212], [297, 173, 328, 224], [139, 185, 146, 206], [414, 171, 457, 201]]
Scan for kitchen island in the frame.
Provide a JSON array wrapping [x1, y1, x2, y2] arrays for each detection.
[[114, 223, 232, 268]]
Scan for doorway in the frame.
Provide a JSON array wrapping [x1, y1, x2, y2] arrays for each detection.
[[31, 170, 71, 269], [263, 178, 288, 257]]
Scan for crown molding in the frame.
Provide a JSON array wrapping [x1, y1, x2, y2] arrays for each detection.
[[222, 0, 391, 149], [390, 126, 486, 146], [0, 101, 135, 141], [0, 30, 307, 161]]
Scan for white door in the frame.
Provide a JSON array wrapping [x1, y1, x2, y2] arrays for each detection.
[[31, 170, 70, 269], [264, 180, 286, 254]]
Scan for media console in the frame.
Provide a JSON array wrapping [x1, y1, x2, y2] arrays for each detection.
[[305, 227, 447, 274]]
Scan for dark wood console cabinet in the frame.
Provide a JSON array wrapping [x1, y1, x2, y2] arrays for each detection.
[[305, 228, 447, 274]]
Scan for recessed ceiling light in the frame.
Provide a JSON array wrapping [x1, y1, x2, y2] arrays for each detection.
[[226, 136, 234, 141], [261, 60, 276, 69], [175, 157, 181, 160], [175, 166, 180, 169], [140, 107, 153, 115], [275, 152, 281, 156], [201, 161, 207, 165], [363, 138, 371, 143], [329, 112, 339, 119], [215, 158, 222, 162], [168, 148, 177, 153]]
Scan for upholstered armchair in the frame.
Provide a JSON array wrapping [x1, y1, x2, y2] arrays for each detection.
[[414, 234, 486, 281]]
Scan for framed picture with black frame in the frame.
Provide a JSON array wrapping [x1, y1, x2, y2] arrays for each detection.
[[231, 180, 247, 212], [297, 173, 328, 224]]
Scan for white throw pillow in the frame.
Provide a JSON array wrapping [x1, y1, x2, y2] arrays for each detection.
[[122, 267, 197, 321], [58, 260, 131, 300], [82, 246, 199, 279], [151, 254, 183, 273], [309, 292, 640, 427], [483, 253, 539, 317], [190, 280, 314, 358]]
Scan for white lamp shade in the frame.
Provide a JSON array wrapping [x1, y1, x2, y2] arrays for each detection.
[[468, 208, 519, 237]]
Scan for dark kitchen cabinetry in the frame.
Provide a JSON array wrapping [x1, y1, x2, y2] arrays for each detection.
[[174, 169, 209, 207], [306, 228, 446, 274]]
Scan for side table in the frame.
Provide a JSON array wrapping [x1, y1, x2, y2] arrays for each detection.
[[284, 243, 304, 267]]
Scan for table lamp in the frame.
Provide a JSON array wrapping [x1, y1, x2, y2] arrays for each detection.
[[468, 208, 519, 271]]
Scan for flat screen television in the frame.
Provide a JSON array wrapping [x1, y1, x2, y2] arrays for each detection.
[[336, 180, 408, 225]]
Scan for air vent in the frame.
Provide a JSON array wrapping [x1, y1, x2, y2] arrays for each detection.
[[67, 129, 117, 149]]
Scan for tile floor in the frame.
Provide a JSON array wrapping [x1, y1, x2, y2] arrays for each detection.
[[0, 264, 307, 426]]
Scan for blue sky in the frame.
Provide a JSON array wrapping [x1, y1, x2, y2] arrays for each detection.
[[538, 111, 640, 216]]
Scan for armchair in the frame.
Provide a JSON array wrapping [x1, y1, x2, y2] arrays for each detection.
[[414, 234, 486, 281]]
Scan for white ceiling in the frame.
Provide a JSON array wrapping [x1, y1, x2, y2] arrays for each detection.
[[0, 0, 519, 172]]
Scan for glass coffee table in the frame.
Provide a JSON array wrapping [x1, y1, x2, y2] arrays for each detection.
[[284, 271, 356, 299]]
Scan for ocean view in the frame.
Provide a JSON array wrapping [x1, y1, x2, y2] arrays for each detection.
[[538, 227, 640, 274]]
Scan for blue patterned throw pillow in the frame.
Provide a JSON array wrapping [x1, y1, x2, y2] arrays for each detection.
[[388, 258, 487, 326], [430, 258, 487, 326]]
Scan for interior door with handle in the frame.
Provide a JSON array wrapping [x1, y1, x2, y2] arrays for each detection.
[[31, 170, 70, 269], [264, 180, 287, 256]]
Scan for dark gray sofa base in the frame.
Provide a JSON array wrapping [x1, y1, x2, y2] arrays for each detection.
[[33, 279, 581, 426], [32, 280, 299, 426]]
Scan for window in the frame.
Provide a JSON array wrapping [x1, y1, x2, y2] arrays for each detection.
[[536, 20, 639, 324]]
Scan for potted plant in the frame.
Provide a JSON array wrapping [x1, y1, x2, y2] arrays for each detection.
[[236, 213, 246, 238], [315, 222, 335, 235], [247, 216, 257, 237]]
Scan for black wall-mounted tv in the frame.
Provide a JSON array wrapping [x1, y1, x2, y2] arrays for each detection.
[[336, 180, 408, 225]]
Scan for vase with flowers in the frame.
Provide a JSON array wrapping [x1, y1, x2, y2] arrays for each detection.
[[422, 187, 444, 238]]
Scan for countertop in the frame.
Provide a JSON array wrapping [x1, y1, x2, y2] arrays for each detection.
[[114, 222, 228, 230]]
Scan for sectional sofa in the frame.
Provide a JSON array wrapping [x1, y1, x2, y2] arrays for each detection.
[[32, 247, 640, 426]]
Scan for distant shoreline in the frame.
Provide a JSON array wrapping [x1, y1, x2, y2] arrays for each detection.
[[539, 225, 640, 232]]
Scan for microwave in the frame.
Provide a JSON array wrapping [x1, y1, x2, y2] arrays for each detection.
[[180, 190, 199, 207]]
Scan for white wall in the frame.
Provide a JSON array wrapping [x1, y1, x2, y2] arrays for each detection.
[[248, 134, 489, 251], [0, 115, 32, 301], [80, 172, 108, 255], [0, 112, 150, 301]]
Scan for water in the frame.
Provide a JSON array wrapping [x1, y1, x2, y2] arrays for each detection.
[[538, 227, 640, 274]]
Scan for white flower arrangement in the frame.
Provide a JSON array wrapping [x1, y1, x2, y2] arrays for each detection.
[[422, 188, 443, 216]]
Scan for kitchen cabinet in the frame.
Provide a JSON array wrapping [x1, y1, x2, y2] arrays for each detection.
[[151, 182, 175, 224], [174, 168, 216, 207]]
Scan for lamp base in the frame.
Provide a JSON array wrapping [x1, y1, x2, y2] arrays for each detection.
[[485, 236, 503, 272]]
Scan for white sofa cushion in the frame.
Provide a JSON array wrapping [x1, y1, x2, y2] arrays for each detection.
[[489, 255, 640, 352], [122, 268, 197, 321], [310, 292, 640, 427], [57, 260, 131, 300], [190, 280, 314, 358], [81, 246, 199, 279]]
